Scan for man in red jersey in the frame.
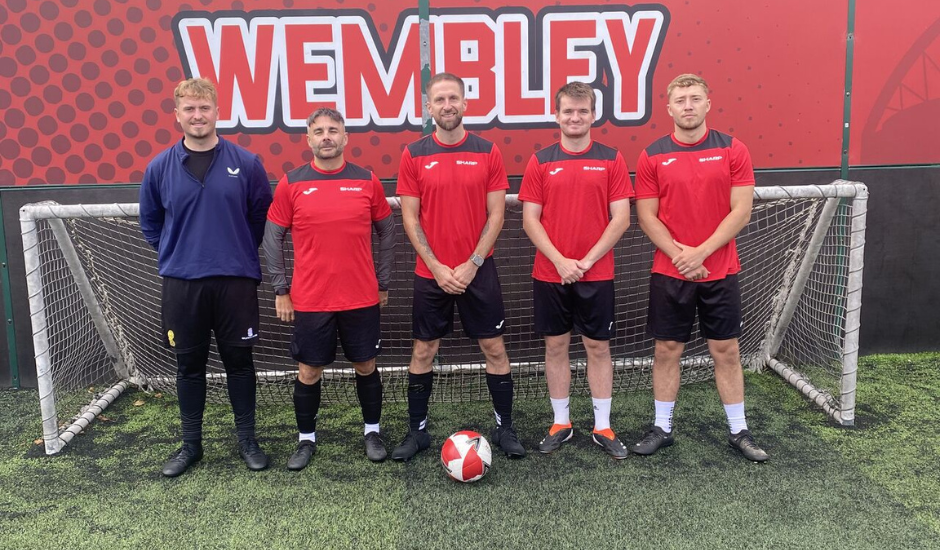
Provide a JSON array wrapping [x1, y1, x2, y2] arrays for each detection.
[[519, 82, 633, 458], [391, 73, 525, 461], [263, 107, 397, 469], [631, 74, 768, 462]]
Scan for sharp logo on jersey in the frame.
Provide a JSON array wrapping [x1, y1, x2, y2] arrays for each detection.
[[173, 7, 669, 132], [699, 156, 723, 163], [303, 187, 318, 194], [241, 327, 257, 340], [340, 186, 363, 192], [456, 160, 479, 166], [549, 167, 563, 175], [227, 167, 240, 176], [583, 166, 606, 171], [661, 158, 676, 165], [424, 161, 439, 169]]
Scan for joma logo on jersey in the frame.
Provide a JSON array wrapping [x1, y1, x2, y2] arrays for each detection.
[[303, 187, 318, 195], [583, 166, 606, 171], [699, 156, 723, 163], [174, 7, 668, 132], [340, 187, 363, 192], [456, 160, 479, 166]]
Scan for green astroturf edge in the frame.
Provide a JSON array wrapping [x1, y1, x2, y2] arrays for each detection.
[[0, 353, 937, 549]]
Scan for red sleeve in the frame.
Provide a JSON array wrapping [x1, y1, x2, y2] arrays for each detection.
[[370, 173, 392, 221], [266, 174, 293, 228], [486, 144, 510, 192], [395, 148, 420, 197], [517, 154, 543, 204], [633, 149, 660, 199], [608, 151, 634, 201], [730, 138, 756, 187]]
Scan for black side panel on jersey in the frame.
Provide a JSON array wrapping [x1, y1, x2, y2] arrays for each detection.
[[644, 130, 734, 157], [534, 141, 620, 164], [406, 133, 494, 158], [285, 162, 372, 184]]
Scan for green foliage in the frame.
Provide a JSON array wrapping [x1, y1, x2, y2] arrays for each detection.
[[0, 354, 938, 549]]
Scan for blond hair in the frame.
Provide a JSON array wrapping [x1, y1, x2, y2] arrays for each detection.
[[555, 81, 596, 112], [174, 78, 218, 106], [666, 74, 710, 100]]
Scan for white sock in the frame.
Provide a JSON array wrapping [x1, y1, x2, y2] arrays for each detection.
[[364, 423, 380, 436], [592, 397, 612, 432], [550, 397, 570, 426], [654, 400, 675, 433], [299, 431, 316, 443], [724, 402, 748, 434]]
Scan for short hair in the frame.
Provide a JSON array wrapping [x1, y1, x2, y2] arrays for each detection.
[[306, 107, 345, 128], [667, 73, 710, 99], [425, 72, 465, 97], [554, 81, 596, 112], [174, 78, 217, 106]]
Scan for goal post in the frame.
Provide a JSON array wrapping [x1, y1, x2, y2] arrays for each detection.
[[19, 181, 868, 455]]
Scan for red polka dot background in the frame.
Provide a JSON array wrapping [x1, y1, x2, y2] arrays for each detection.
[[0, 0, 860, 185]]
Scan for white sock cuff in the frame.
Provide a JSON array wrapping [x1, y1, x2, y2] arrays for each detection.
[[299, 431, 316, 443], [364, 423, 380, 436]]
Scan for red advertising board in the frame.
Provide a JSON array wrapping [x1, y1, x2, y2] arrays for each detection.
[[0, 1, 934, 186]]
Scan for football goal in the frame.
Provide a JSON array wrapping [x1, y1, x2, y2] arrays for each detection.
[[19, 180, 867, 454]]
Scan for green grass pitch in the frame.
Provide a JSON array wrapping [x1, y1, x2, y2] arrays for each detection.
[[0, 353, 938, 549]]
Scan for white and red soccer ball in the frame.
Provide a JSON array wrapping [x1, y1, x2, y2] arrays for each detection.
[[440, 430, 492, 483]]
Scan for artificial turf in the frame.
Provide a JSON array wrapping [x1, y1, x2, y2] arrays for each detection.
[[0, 353, 938, 549]]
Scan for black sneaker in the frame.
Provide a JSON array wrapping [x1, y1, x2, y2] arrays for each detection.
[[161, 443, 203, 478], [591, 428, 629, 460], [728, 429, 769, 462], [238, 437, 269, 471], [630, 426, 675, 456], [538, 424, 574, 454], [287, 440, 317, 471], [390, 430, 431, 462], [492, 424, 526, 459], [364, 432, 387, 463]]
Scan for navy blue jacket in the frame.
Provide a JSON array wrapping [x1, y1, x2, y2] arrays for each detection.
[[139, 136, 273, 281]]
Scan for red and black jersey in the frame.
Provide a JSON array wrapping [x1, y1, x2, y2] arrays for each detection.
[[396, 132, 509, 278], [518, 141, 634, 283], [634, 129, 755, 282], [267, 161, 392, 312]]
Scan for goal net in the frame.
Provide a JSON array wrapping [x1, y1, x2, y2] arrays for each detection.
[[20, 181, 867, 454]]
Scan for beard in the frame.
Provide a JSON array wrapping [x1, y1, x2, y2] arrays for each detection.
[[314, 142, 344, 159], [674, 115, 705, 131], [434, 111, 463, 131]]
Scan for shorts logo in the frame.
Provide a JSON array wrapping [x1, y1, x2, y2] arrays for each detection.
[[375, 338, 382, 349], [549, 168, 563, 175], [609, 321, 614, 331], [303, 187, 318, 195], [699, 155, 723, 163], [424, 161, 438, 169], [167, 330, 176, 347], [456, 160, 478, 165], [495, 319, 505, 330], [583, 166, 605, 171], [241, 327, 257, 340], [661, 158, 676, 166], [227, 167, 240, 177]]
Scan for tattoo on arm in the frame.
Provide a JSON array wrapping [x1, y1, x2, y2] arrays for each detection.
[[477, 220, 490, 244], [414, 223, 437, 262]]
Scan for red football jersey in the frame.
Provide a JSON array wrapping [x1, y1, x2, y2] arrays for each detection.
[[396, 132, 509, 278], [267, 161, 392, 312], [518, 141, 634, 282], [634, 129, 755, 282]]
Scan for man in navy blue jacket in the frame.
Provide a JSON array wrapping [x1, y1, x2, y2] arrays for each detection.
[[139, 78, 273, 477]]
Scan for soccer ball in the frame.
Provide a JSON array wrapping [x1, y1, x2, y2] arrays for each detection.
[[441, 430, 492, 483]]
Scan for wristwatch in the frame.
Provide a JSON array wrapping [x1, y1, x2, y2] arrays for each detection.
[[469, 253, 484, 267], [275, 287, 290, 296]]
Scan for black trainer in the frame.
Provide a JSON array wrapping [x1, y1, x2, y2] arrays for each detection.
[[492, 424, 526, 459], [630, 426, 675, 456], [591, 429, 629, 460], [728, 429, 769, 462], [238, 437, 269, 471], [538, 424, 574, 454], [287, 440, 317, 471], [390, 430, 431, 461], [161, 443, 203, 477], [364, 432, 387, 463]]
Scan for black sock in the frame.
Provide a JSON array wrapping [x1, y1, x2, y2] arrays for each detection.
[[407, 372, 433, 432], [293, 378, 321, 434], [218, 344, 257, 441], [355, 369, 383, 426], [486, 372, 514, 427], [175, 345, 210, 445]]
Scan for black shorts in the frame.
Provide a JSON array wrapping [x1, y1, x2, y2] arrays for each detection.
[[533, 279, 615, 340], [647, 273, 742, 343], [412, 258, 506, 340], [161, 276, 261, 353], [291, 305, 381, 366]]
